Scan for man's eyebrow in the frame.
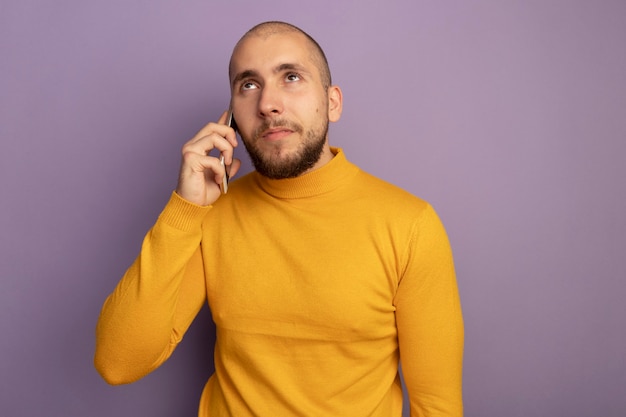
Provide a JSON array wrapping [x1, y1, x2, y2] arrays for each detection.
[[275, 62, 310, 75], [231, 63, 311, 87], [231, 69, 258, 88]]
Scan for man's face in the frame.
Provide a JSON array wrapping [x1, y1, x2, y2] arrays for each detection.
[[229, 31, 339, 179]]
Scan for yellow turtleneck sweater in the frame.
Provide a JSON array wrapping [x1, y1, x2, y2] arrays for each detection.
[[95, 148, 464, 416]]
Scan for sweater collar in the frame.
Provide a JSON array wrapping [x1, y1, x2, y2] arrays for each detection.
[[254, 147, 359, 199]]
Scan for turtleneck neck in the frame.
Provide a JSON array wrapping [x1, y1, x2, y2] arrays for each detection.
[[253, 148, 359, 199]]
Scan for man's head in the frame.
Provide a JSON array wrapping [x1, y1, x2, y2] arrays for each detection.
[[229, 21, 332, 91], [228, 22, 342, 179]]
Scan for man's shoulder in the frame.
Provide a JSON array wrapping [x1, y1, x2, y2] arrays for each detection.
[[352, 168, 429, 210]]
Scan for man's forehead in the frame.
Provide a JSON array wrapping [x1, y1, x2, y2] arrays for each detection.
[[234, 31, 310, 59], [230, 32, 314, 78]]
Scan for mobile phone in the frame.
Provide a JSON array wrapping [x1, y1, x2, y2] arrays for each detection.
[[227, 110, 238, 132], [220, 110, 237, 194]]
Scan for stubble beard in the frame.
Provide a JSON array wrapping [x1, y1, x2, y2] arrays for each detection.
[[242, 117, 329, 180]]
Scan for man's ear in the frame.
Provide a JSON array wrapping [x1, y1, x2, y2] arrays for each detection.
[[327, 85, 343, 122]]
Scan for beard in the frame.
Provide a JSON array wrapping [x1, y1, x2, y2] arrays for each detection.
[[241, 116, 329, 179]]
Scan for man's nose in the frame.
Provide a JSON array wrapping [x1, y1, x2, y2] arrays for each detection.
[[258, 84, 283, 118]]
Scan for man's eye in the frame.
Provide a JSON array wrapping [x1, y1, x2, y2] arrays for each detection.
[[242, 82, 258, 90], [286, 73, 301, 82]]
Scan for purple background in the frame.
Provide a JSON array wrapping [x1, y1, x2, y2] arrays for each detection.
[[1, 1, 625, 416]]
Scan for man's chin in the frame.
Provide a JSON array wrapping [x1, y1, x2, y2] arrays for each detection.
[[251, 151, 320, 179], [243, 130, 327, 179], [254, 142, 302, 163]]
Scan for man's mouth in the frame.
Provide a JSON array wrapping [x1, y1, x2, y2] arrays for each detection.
[[252, 119, 303, 142], [261, 127, 294, 141]]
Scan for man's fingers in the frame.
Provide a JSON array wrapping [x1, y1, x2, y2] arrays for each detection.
[[184, 132, 230, 155], [181, 151, 223, 176], [216, 158, 243, 185], [190, 111, 238, 148], [216, 110, 229, 125], [175, 113, 239, 205], [227, 158, 242, 179]]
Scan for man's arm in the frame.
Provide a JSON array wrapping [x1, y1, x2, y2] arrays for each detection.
[[395, 204, 464, 416], [94, 193, 209, 384], [94, 113, 240, 384]]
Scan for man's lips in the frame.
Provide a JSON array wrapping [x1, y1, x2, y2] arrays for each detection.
[[261, 127, 294, 141]]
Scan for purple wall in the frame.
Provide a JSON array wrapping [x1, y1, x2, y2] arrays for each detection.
[[1, 1, 625, 416]]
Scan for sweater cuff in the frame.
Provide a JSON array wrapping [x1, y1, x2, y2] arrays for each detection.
[[157, 191, 212, 232]]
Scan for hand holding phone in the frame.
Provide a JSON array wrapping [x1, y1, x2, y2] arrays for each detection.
[[175, 111, 239, 206]]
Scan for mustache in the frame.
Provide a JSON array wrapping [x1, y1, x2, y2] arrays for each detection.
[[253, 119, 303, 140]]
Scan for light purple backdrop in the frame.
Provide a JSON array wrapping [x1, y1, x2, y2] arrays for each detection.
[[1, 1, 625, 416]]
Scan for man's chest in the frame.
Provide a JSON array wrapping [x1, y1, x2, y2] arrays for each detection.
[[202, 213, 400, 341]]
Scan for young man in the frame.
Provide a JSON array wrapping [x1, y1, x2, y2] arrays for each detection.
[[95, 21, 464, 416]]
